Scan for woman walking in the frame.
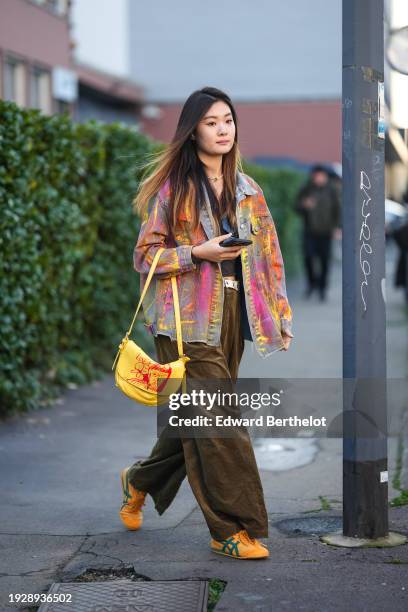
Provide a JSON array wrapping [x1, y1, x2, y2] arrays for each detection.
[[119, 87, 294, 559]]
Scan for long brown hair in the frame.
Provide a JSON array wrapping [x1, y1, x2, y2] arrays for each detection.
[[133, 86, 243, 236]]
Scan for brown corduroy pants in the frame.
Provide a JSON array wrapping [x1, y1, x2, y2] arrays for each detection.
[[127, 286, 269, 541]]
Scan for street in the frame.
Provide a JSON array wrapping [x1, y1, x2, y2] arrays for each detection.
[[1, 242, 407, 611]]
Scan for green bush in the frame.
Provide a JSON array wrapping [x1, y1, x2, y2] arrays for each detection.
[[0, 101, 302, 417], [0, 102, 156, 417]]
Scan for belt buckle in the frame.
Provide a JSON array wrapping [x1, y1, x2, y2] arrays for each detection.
[[224, 278, 239, 290]]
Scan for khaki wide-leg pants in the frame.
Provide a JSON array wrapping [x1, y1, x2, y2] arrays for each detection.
[[127, 286, 269, 541]]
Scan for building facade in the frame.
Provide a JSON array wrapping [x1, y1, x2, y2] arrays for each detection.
[[0, 0, 144, 124], [128, 0, 342, 167]]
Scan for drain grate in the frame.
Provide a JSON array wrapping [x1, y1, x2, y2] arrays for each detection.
[[38, 579, 208, 612], [274, 516, 343, 536]]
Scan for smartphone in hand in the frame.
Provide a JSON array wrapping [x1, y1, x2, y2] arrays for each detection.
[[219, 236, 253, 247]]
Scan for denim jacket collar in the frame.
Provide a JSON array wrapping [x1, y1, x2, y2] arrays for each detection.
[[200, 171, 258, 240], [236, 171, 258, 197]]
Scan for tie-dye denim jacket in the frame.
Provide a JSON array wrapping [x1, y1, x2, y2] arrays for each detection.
[[133, 171, 293, 359]]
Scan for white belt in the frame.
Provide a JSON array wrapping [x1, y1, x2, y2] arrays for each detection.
[[223, 278, 240, 290]]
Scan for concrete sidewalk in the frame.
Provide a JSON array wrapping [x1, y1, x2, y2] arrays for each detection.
[[0, 242, 407, 611]]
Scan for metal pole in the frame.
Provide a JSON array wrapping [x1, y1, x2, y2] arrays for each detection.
[[342, 0, 388, 539]]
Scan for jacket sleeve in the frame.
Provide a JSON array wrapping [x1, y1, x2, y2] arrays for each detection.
[[268, 212, 293, 335], [255, 184, 294, 336], [133, 193, 198, 279], [331, 184, 342, 229], [294, 184, 309, 219]]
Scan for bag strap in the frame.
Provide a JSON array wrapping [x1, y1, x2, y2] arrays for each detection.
[[112, 247, 185, 370], [171, 275, 184, 359], [125, 247, 166, 338]]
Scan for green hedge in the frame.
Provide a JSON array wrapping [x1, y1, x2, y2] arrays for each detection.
[[0, 102, 156, 417], [0, 101, 302, 417]]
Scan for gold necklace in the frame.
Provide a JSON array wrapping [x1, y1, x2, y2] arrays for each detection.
[[207, 174, 223, 183]]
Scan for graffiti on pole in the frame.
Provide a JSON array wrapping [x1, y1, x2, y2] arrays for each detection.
[[359, 169, 372, 312]]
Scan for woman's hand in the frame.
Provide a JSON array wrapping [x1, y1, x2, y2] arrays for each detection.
[[192, 233, 244, 263], [281, 331, 294, 351]]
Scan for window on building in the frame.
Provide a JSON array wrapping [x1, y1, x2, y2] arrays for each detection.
[[3, 56, 27, 106], [30, 66, 52, 114]]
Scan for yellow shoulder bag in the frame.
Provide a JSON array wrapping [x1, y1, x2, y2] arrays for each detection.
[[112, 247, 190, 406]]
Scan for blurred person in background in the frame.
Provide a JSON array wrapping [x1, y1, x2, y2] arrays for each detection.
[[294, 164, 342, 301]]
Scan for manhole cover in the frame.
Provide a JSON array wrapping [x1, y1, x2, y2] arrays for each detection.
[[274, 516, 343, 536], [38, 579, 208, 611]]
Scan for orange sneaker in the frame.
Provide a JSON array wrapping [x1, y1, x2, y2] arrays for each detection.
[[211, 529, 269, 559], [119, 466, 146, 530]]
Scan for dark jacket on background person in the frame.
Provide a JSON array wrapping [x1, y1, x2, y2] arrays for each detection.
[[295, 181, 341, 235]]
